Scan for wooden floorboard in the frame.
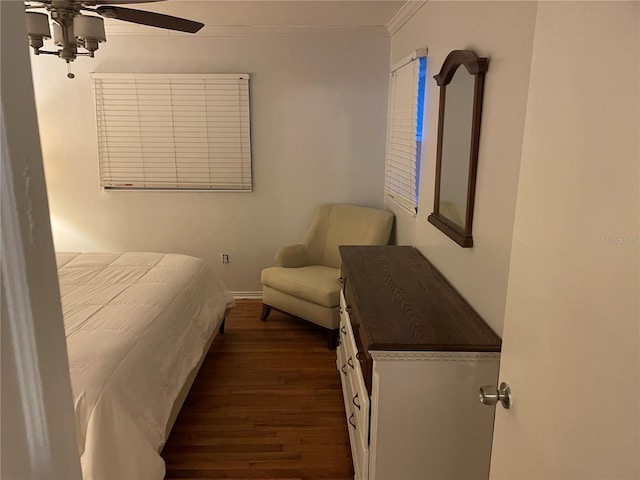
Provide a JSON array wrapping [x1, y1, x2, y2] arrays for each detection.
[[162, 300, 354, 480]]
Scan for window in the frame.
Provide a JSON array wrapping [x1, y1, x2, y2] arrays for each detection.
[[92, 73, 252, 190], [384, 50, 427, 214]]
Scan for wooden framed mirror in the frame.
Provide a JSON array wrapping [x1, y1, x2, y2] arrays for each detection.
[[428, 50, 488, 248]]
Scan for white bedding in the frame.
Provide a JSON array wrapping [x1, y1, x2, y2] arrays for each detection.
[[56, 252, 235, 480]]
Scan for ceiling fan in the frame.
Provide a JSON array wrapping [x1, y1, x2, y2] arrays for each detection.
[[25, 0, 204, 78]]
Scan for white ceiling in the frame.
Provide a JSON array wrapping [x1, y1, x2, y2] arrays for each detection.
[[110, 0, 408, 28]]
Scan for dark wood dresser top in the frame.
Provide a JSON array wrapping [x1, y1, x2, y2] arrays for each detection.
[[339, 245, 501, 352]]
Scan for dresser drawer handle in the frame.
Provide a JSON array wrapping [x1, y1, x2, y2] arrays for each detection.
[[341, 364, 347, 375], [341, 326, 347, 335], [352, 393, 361, 410], [345, 306, 353, 314], [348, 413, 357, 429], [356, 352, 363, 362], [347, 357, 355, 369], [338, 277, 344, 284]]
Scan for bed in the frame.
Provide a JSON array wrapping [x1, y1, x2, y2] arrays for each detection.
[[56, 251, 235, 480]]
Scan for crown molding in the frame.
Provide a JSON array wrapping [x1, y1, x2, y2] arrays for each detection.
[[386, 0, 429, 36], [104, 24, 390, 38]]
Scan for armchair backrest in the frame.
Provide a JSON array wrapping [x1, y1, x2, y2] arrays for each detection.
[[302, 204, 394, 268]]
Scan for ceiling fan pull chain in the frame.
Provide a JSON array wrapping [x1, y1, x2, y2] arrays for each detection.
[[67, 62, 75, 80]]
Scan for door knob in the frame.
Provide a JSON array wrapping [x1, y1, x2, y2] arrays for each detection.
[[479, 382, 511, 409]]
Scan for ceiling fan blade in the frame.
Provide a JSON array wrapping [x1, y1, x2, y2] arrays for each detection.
[[96, 5, 203, 33], [82, 0, 163, 5], [24, 1, 51, 7]]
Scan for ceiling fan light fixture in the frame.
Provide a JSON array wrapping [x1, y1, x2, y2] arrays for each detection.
[[26, 11, 51, 37], [52, 22, 64, 46], [74, 15, 106, 55], [26, 11, 51, 51], [75, 15, 106, 41]]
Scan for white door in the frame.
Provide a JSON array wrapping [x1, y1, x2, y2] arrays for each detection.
[[489, 3, 639, 479], [1, 2, 82, 478]]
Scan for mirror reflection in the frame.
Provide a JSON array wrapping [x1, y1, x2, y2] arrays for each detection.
[[439, 68, 475, 227]]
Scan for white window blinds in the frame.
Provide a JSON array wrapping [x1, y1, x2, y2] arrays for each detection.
[[384, 51, 425, 213], [92, 73, 252, 190]]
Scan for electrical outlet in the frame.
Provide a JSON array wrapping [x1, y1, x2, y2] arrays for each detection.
[[221, 253, 229, 264]]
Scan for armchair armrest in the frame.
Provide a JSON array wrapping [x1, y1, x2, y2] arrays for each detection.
[[275, 244, 311, 268]]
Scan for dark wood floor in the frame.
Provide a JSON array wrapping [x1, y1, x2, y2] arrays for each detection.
[[162, 299, 354, 480]]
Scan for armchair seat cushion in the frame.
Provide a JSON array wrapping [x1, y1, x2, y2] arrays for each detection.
[[261, 265, 340, 308]]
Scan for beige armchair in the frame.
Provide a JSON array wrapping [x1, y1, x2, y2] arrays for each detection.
[[261, 204, 394, 349]]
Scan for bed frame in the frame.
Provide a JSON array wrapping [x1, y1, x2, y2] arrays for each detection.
[[163, 312, 230, 441]]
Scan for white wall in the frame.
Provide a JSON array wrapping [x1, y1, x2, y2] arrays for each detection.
[[32, 29, 390, 293], [386, 1, 538, 335]]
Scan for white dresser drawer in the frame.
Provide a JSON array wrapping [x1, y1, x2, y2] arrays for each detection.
[[339, 290, 371, 469], [347, 363, 369, 444], [343, 377, 368, 480], [351, 419, 369, 480], [339, 291, 355, 341]]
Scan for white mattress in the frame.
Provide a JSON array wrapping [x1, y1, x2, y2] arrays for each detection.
[[56, 252, 235, 480]]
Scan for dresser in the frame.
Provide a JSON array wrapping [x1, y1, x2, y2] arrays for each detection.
[[336, 246, 501, 480]]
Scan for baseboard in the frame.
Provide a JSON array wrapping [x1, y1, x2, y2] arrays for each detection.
[[231, 291, 263, 300]]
